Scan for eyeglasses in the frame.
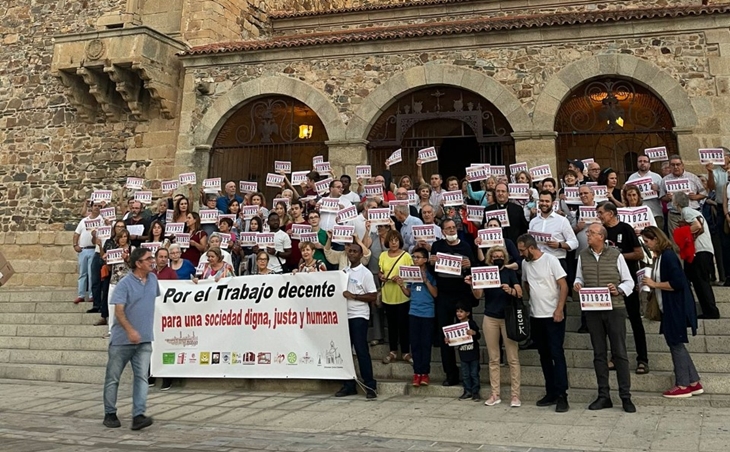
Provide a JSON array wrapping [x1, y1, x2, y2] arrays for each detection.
[[670, 163, 682, 167], [143, 257, 155, 261]]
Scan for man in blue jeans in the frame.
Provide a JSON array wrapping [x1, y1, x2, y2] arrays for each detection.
[[337, 243, 378, 399], [103, 248, 159, 430]]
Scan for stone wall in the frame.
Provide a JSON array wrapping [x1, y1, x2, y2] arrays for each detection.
[[182, 0, 247, 46]]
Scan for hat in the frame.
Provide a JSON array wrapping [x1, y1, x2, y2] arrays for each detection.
[[567, 159, 585, 172]]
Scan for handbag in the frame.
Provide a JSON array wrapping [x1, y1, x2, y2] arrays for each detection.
[[504, 296, 530, 342], [100, 264, 110, 279], [642, 258, 662, 321]]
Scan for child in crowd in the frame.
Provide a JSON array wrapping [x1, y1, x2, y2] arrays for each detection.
[[449, 303, 481, 401], [396, 247, 438, 387]]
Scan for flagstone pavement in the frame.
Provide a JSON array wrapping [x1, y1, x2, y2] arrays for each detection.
[[0, 379, 729, 452]]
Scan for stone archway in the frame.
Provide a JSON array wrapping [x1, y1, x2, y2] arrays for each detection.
[[533, 54, 699, 132], [194, 75, 347, 147], [346, 64, 532, 141]]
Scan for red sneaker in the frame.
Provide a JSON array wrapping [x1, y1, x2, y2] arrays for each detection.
[[73, 297, 84, 304], [663, 386, 693, 398], [412, 374, 421, 387], [690, 382, 704, 396], [420, 374, 430, 386]]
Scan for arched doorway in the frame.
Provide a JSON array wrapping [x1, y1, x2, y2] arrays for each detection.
[[210, 96, 329, 201], [367, 86, 515, 184], [555, 78, 677, 182]]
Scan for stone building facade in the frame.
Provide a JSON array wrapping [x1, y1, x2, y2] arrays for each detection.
[[4, 0, 730, 286]]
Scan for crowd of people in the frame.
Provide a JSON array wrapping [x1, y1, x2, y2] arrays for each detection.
[[74, 150, 726, 427]]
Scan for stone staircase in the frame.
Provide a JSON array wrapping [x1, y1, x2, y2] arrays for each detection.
[[2, 286, 730, 406]]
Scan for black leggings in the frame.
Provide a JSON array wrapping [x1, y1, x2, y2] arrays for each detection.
[[384, 302, 410, 354]]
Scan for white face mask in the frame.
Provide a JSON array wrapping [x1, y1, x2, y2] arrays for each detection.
[[445, 234, 458, 241]]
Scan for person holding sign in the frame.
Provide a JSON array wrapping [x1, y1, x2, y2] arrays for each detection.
[[73, 201, 104, 304], [337, 243, 379, 399], [124, 201, 150, 248], [181, 212, 207, 267], [416, 161, 445, 210], [103, 229, 134, 331], [429, 219, 478, 387], [216, 180, 243, 213], [295, 242, 327, 273], [449, 303, 482, 401], [639, 226, 702, 399], [168, 244, 196, 280], [193, 247, 235, 283], [392, 204, 423, 252], [379, 230, 414, 364], [529, 191, 578, 270], [628, 154, 664, 229], [574, 223, 636, 413], [597, 168, 624, 207], [660, 155, 706, 237], [395, 247, 437, 387], [476, 217, 522, 270], [673, 192, 720, 319], [317, 179, 352, 232], [466, 246, 522, 408], [517, 234, 569, 412], [261, 213, 292, 274], [485, 183, 529, 244]]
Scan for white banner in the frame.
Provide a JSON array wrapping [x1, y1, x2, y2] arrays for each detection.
[[152, 272, 357, 379]]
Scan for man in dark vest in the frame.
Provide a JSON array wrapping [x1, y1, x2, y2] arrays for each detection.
[[573, 223, 636, 413]]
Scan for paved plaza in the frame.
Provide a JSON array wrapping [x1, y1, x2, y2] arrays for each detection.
[[0, 379, 729, 452]]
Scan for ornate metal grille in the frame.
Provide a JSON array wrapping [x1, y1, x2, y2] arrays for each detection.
[[367, 86, 514, 182], [555, 78, 677, 182], [210, 96, 328, 201]]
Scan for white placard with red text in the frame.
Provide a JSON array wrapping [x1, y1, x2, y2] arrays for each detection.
[[96, 226, 112, 241], [314, 162, 332, 175], [175, 233, 190, 248], [510, 162, 528, 176], [564, 187, 581, 204], [471, 266, 501, 289], [135, 191, 153, 205], [101, 207, 116, 220], [239, 181, 258, 194], [312, 155, 324, 166], [412, 224, 436, 243], [336, 206, 357, 223], [299, 232, 318, 243], [179, 173, 196, 186], [152, 272, 356, 380], [106, 248, 124, 265], [290, 224, 312, 241], [91, 190, 112, 203], [466, 205, 485, 223], [485, 209, 510, 228], [645, 146, 668, 163], [200, 209, 219, 225], [238, 232, 257, 247], [490, 165, 506, 178], [126, 177, 144, 190], [274, 161, 291, 174], [442, 190, 463, 207], [388, 199, 409, 215], [579, 287, 613, 311], [266, 173, 285, 188], [508, 184, 530, 200], [166, 222, 185, 235], [628, 176, 657, 200], [332, 225, 355, 243], [142, 242, 162, 255], [291, 171, 308, 186], [665, 178, 692, 194], [477, 228, 504, 248], [162, 180, 180, 192], [387, 149, 402, 165], [319, 197, 341, 213], [435, 253, 462, 276], [698, 148, 725, 165], [407, 190, 418, 206], [368, 208, 390, 226], [528, 230, 554, 244], [203, 178, 221, 193], [363, 184, 383, 199], [418, 146, 438, 163], [256, 233, 275, 248], [398, 266, 423, 283], [466, 166, 489, 182], [443, 322, 472, 347], [355, 165, 371, 179], [529, 164, 552, 182], [315, 178, 333, 196], [592, 185, 608, 203], [241, 206, 259, 221], [579, 206, 600, 224], [617, 206, 656, 229]]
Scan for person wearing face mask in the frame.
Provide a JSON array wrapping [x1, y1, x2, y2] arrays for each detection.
[[517, 233, 570, 413], [466, 246, 522, 408], [428, 219, 478, 387]]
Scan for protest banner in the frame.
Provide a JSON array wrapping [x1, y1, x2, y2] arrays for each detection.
[[165, 222, 185, 235], [239, 181, 258, 194], [179, 173, 196, 185], [336, 205, 357, 223], [91, 190, 112, 203], [256, 233, 275, 248], [314, 162, 332, 175], [508, 183, 529, 200], [592, 185, 608, 203], [471, 266, 501, 289], [387, 149, 402, 165], [564, 186, 581, 204], [84, 217, 104, 231], [627, 176, 657, 200], [238, 232, 257, 247], [142, 242, 162, 255], [698, 148, 725, 165], [665, 178, 692, 194], [407, 190, 418, 206], [579, 206, 600, 224], [486, 208, 510, 227], [528, 164, 552, 182], [435, 253, 462, 276], [200, 209, 219, 225], [388, 199, 409, 215], [466, 205, 485, 223], [363, 184, 383, 199], [274, 161, 291, 174], [528, 230, 553, 244], [241, 205, 259, 220], [645, 146, 668, 163], [477, 228, 503, 248], [299, 232, 318, 243], [418, 146, 438, 163], [100, 207, 116, 220], [312, 155, 324, 165], [314, 178, 333, 196], [175, 233, 191, 248], [166, 209, 174, 223], [266, 173, 285, 188], [332, 225, 355, 243], [442, 190, 463, 207], [202, 178, 221, 193], [151, 272, 357, 379], [509, 162, 527, 176], [162, 180, 180, 192], [368, 208, 390, 226], [106, 248, 124, 265], [398, 266, 423, 283], [466, 165, 488, 182], [291, 171, 308, 186], [412, 224, 436, 243], [126, 177, 144, 190], [96, 226, 111, 241], [290, 224, 312, 241], [319, 197, 340, 213], [490, 165, 506, 178], [617, 206, 656, 229], [356, 165, 371, 179], [134, 191, 152, 204]]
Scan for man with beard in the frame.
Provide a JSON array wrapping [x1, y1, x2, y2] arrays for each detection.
[[528, 191, 578, 272], [628, 154, 664, 230], [429, 219, 477, 387], [517, 234, 569, 413], [485, 183, 529, 244]]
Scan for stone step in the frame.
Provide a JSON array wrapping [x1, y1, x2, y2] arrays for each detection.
[[370, 361, 730, 394], [0, 312, 101, 325], [375, 381, 730, 407], [0, 289, 77, 303], [0, 335, 108, 351], [0, 324, 109, 338], [0, 301, 94, 314], [564, 300, 730, 317], [1, 349, 108, 367], [0, 362, 131, 384]]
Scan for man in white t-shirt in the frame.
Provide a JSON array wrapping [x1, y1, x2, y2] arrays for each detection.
[[264, 213, 292, 273], [628, 154, 664, 230], [73, 201, 103, 304], [340, 174, 362, 205], [518, 233, 569, 413], [337, 243, 378, 399]]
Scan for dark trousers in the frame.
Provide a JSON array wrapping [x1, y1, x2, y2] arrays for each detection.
[[722, 226, 730, 283], [585, 308, 631, 399], [625, 291, 648, 365], [711, 231, 725, 282], [343, 317, 376, 393], [90, 254, 103, 310], [99, 277, 111, 319], [668, 342, 700, 387], [531, 316, 568, 397], [435, 298, 459, 383], [410, 315, 433, 375], [566, 251, 577, 295], [685, 251, 720, 319], [460, 359, 480, 395], [384, 302, 410, 354]]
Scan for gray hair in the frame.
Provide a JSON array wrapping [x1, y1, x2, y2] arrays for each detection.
[[393, 205, 409, 216], [673, 191, 690, 209], [209, 232, 221, 242], [169, 243, 182, 254]]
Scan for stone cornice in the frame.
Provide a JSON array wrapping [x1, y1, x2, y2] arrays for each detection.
[[53, 26, 187, 51]]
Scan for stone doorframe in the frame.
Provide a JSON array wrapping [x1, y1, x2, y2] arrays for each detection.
[[533, 54, 699, 160]]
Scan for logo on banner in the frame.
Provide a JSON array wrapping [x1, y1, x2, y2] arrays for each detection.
[[257, 352, 272, 364], [164, 331, 199, 347], [162, 353, 175, 365], [199, 352, 210, 365], [300, 352, 313, 364], [243, 352, 256, 364], [287, 352, 298, 364], [211, 352, 221, 364]]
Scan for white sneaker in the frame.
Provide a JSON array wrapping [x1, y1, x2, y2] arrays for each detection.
[[484, 394, 501, 406], [510, 397, 522, 408]]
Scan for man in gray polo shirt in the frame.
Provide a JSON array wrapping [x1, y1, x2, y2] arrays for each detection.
[[103, 248, 159, 431]]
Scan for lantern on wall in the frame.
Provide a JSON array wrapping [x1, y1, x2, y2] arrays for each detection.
[[299, 124, 313, 139]]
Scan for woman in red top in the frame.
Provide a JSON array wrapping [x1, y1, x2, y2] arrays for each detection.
[[181, 212, 207, 266]]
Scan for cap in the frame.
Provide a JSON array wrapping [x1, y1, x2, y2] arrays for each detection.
[[567, 159, 585, 172]]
